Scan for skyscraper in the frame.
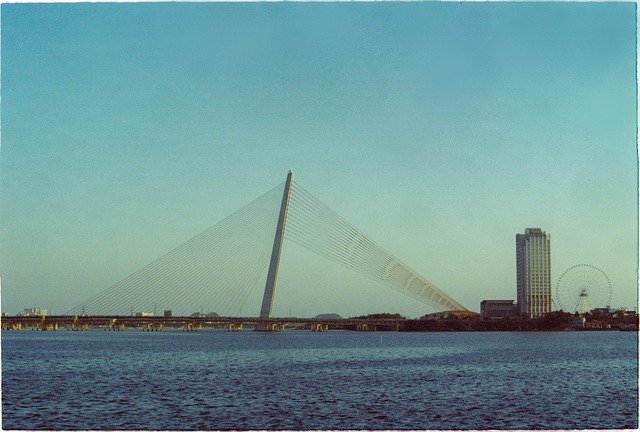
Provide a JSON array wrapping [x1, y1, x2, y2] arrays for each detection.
[[516, 228, 551, 318]]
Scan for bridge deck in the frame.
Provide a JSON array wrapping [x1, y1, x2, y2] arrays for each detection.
[[0, 315, 410, 330]]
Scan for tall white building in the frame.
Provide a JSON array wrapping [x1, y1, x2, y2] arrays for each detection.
[[516, 228, 551, 318]]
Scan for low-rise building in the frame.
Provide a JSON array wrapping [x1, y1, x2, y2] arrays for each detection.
[[135, 312, 154, 317], [611, 308, 636, 318], [585, 320, 610, 329], [480, 300, 517, 318], [18, 307, 47, 317]]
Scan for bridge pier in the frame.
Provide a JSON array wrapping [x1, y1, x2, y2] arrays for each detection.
[[311, 323, 328, 332], [259, 323, 284, 332], [184, 323, 202, 332], [2, 323, 21, 330], [143, 323, 163, 332], [356, 323, 377, 332], [224, 323, 243, 331], [106, 320, 125, 331], [67, 315, 87, 331], [33, 321, 57, 331]]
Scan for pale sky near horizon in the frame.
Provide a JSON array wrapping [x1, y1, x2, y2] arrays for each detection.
[[1, 2, 637, 317]]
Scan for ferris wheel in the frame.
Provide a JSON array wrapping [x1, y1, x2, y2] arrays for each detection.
[[555, 264, 613, 314]]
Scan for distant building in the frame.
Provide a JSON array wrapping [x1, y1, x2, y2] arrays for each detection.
[[590, 307, 636, 318], [516, 228, 551, 318], [480, 300, 517, 318], [18, 307, 47, 317], [135, 312, 154, 317], [591, 307, 611, 316], [585, 320, 610, 330], [164, 310, 172, 318]]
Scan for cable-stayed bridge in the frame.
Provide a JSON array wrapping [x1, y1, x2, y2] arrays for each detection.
[[65, 171, 468, 319]]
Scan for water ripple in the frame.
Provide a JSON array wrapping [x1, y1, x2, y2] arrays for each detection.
[[2, 330, 637, 430]]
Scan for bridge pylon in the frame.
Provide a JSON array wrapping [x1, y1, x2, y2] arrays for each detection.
[[256, 170, 294, 331]]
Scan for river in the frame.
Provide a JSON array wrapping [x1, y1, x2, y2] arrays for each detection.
[[2, 330, 637, 430]]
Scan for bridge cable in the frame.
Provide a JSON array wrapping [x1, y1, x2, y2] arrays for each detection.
[[67, 181, 284, 316], [285, 182, 466, 311]]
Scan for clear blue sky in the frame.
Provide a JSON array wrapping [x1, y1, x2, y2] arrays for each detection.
[[1, 2, 637, 317]]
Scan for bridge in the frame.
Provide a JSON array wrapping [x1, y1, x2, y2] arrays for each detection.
[[6, 171, 468, 329], [0, 314, 415, 332]]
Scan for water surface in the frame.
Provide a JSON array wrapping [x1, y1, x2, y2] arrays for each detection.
[[2, 330, 637, 430]]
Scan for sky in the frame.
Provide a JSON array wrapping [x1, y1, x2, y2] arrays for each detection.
[[1, 2, 637, 318]]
